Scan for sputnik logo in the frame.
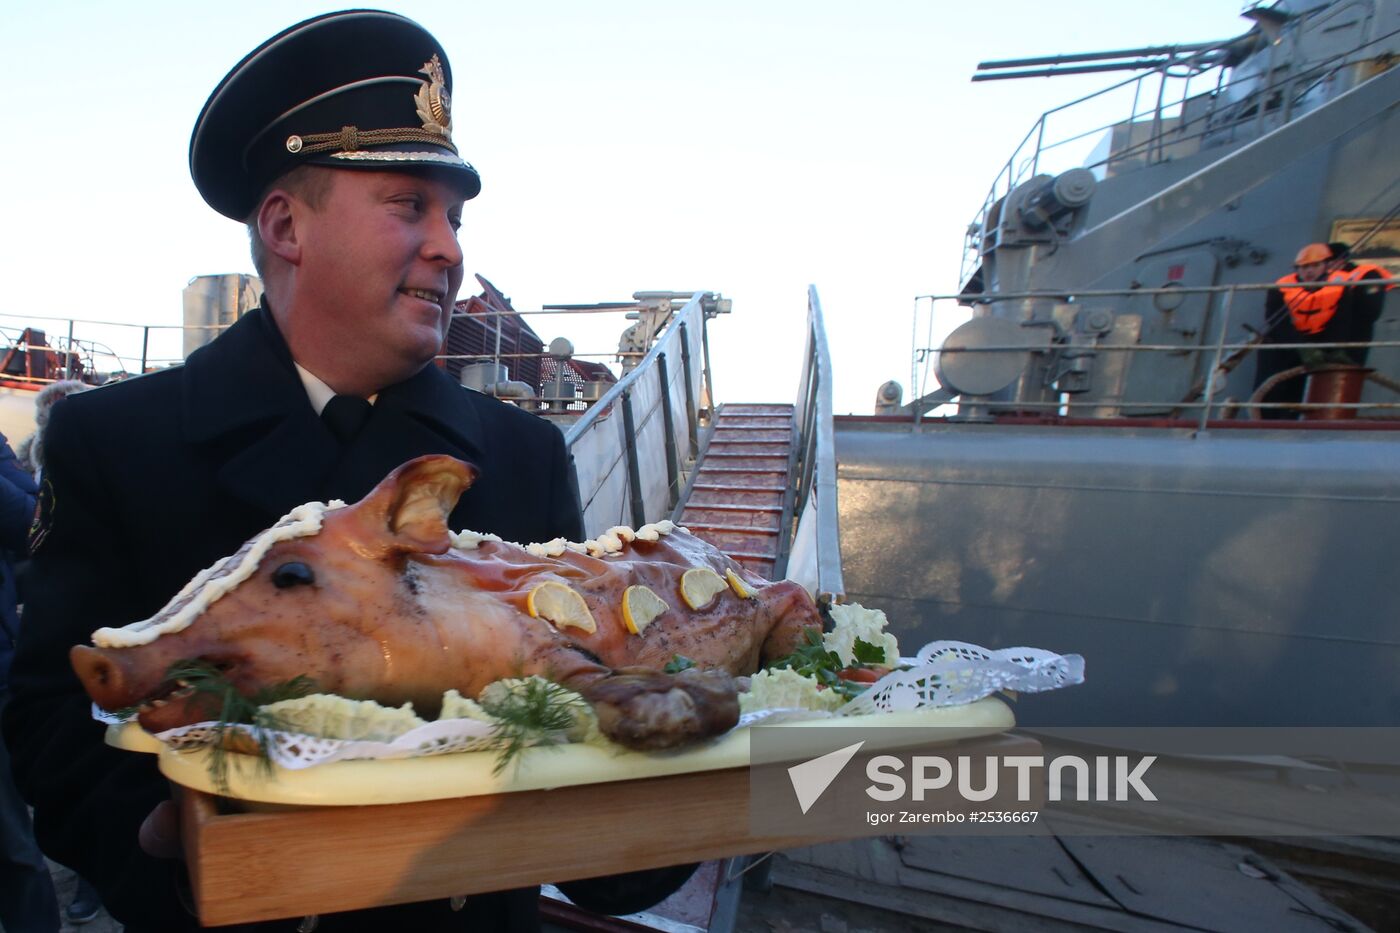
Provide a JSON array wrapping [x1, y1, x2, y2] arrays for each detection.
[[787, 741, 865, 814]]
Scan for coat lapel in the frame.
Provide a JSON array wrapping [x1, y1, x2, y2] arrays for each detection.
[[182, 304, 488, 515], [324, 364, 486, 503], [181, 305, 340, 519]]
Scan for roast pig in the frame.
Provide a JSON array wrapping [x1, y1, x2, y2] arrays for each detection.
[[71, 455, 822, 749]]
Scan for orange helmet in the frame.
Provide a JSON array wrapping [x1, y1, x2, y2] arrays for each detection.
[[1294, 243, 1333, 265]]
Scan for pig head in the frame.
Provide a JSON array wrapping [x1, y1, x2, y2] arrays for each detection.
[[72, 455, 821, 749]]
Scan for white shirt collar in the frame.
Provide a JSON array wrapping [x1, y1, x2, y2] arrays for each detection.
[[294, 363, 376, 415]]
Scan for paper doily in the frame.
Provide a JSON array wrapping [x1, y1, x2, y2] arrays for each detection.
[[837, 640, 1085, 717]]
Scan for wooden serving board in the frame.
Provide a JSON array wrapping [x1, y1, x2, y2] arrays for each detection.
[[181, 730, 1042, 927], [98, 699, 1019, 924]]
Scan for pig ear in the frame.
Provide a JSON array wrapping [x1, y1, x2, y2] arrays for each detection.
[[370, 456, 478, 553]]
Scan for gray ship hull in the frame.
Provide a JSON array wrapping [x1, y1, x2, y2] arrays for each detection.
[[836, 416, 1400, 727]]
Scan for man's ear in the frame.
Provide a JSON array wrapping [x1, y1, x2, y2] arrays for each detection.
[[257, 191, 302, 266]]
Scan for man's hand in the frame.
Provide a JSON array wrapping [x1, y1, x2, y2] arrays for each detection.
[[139, 799, 183, 859]]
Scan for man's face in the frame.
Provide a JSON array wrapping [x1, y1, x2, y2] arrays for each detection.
[[295, 169, 466, 384], [1296, 261, 1328, 282]]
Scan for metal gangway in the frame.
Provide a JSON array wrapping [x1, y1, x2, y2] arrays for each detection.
[[562, 287, 844, 601]]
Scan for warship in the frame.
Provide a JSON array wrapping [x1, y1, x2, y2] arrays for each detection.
[[836, 0, 1400, 730], [750, 3, 1397, 930]]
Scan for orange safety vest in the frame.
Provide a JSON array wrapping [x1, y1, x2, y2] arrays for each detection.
[[1277, 272, 1345, 334], [1338, 263, 1396, 291]]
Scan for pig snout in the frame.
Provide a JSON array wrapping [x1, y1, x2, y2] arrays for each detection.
[[71, 644, 146, 711], [70, 645, 225, 732]]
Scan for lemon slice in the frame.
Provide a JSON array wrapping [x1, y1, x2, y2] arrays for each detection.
[[680, 567, 729, 610], [527, 581, 597, 634], [621, 585, 669, 635], [725, 568, 755, 599]]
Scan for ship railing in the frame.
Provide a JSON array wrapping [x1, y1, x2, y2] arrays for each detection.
[[913, 279, 1400, 430], [0, 313, 193, 383], [785, 286, 845, 603], [961, 6, 1399, 287], [438, 298, 727, 415], [0, 300, 699, 405], [560, 293, 713, 537], [441, 300, 633, 408]]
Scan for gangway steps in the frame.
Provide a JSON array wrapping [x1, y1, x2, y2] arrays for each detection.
[[679, 403, 796, 579], [686, 505, 782, 516], [690, 467, 787, 475]]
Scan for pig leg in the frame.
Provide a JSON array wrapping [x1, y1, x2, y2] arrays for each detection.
[[757, 580, 825, 664], [577, 668, 739, 751], [578, 581, 821, 751]]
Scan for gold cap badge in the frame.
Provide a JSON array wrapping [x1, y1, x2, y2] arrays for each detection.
[[414, 55, 452, 138]]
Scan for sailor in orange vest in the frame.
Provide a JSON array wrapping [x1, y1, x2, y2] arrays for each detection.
[[1274, 242, 1347, 338], [1253, 242, 1376, 418]]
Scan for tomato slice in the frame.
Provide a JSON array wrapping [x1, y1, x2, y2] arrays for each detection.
[[836, 666, 884, 684]]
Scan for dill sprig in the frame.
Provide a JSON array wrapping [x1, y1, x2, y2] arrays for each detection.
[[477, 679, 587, 775], [160, 659, 316, 793]]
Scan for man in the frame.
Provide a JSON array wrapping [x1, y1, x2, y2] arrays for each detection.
[[4, 11, 685, 931], [1253, 242, 1362, 417]]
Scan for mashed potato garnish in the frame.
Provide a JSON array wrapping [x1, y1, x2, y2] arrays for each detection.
[[739, 668, 845, 714], [824, 603, 900, 667], [258, 693, 425, 742], [256, 679, 610, 747], [439, 689, 491, 722]]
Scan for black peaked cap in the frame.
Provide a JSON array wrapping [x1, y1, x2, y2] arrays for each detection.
[[190, 9, 481, 220]]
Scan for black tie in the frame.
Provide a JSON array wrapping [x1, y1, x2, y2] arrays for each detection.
[[321, 395, 373, 443]]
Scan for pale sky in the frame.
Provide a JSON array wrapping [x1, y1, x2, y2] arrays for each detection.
[[0, 1, 1253, 415]]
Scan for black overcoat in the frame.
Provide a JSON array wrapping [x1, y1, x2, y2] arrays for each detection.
[[3, 305, 584, 931]]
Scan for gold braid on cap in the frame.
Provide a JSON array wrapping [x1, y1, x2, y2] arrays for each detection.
[[288, 125, 458, 156], [284, 56, 456, 157]]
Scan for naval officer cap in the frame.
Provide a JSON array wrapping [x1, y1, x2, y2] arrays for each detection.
[[190, 10, 481, 221]]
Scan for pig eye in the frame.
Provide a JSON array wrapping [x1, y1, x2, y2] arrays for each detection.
[[272, 562, 315, 588]]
